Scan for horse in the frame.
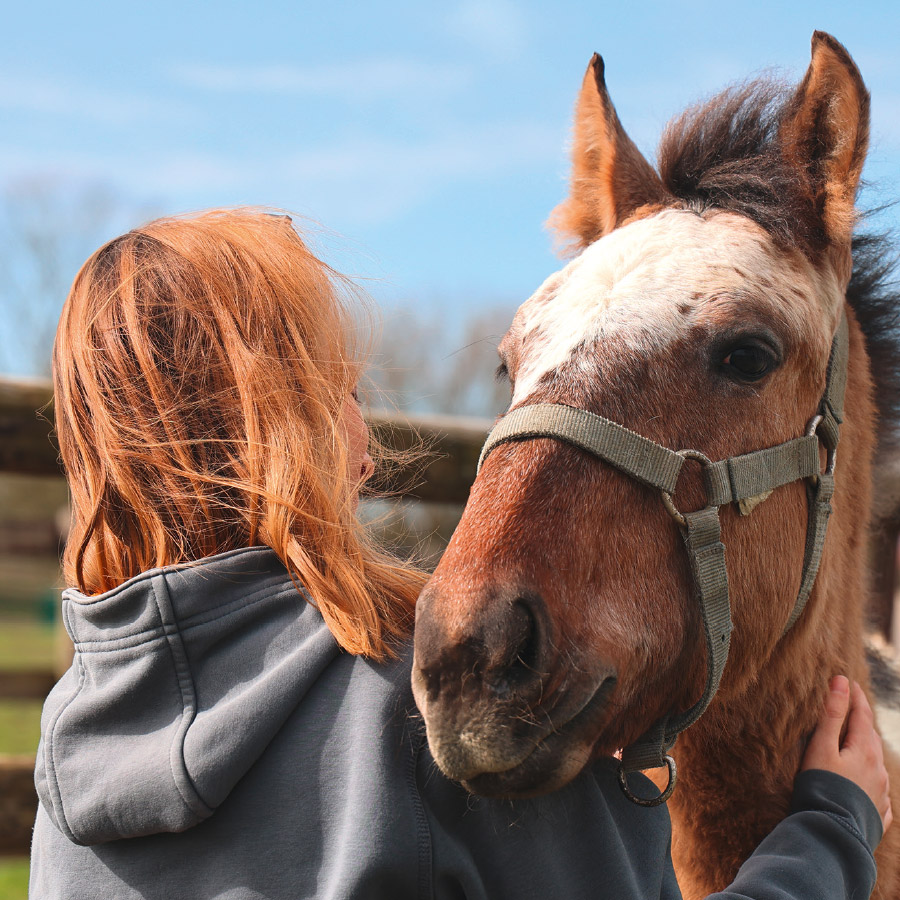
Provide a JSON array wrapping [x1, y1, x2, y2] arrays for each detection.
[[412, 32, 900, 899]]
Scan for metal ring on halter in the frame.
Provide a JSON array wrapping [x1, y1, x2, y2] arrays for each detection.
[[617, 755, 677, 807], [805, 414, 837, 477], [660, 449, 714, 527]]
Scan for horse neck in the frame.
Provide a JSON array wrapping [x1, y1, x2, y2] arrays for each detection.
[[667, 310, 875, 888], [668, 566, 871, 893]]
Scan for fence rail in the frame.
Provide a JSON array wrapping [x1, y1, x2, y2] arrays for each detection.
[[0, 376, 490, 502], [0, 378, 57, 476], [3, 376, 900, 857], [0, 756, 36, 855], [0, 377, 493, 856]]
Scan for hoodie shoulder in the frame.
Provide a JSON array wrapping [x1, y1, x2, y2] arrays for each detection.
[[36, 547, 342, 845]]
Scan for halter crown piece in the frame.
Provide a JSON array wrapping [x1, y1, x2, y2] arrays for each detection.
[[477, 311, 849, 807]]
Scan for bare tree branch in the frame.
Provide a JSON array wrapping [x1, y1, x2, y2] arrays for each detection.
[[0, 178, 151, 376], [367, 303, 514, 417]]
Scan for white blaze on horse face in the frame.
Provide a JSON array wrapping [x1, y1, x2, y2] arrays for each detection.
[[509, 209, 842, 407]]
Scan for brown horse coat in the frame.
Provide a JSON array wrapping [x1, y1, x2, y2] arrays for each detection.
[[413, 32, 900, 899]]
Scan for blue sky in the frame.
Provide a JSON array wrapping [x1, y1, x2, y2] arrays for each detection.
[[1, 0, 898, 376]]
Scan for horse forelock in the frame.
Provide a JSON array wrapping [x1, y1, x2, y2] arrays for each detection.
[[656, 79, 824, 258]]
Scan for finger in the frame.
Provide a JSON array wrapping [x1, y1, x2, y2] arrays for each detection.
[[808, 676, 850, 756], [879, 787, 892, 830], [873, 730, 886, 769], [841, 681, 875, 753]]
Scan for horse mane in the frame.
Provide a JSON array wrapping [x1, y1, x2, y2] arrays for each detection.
[[847, 228, 900, 453], [657, 79, 900, 453]]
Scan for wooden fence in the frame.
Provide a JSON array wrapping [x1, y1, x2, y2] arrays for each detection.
[[0, 375, 492, 497], [0, 376, 491, 854], [3, 376, 900, 855]]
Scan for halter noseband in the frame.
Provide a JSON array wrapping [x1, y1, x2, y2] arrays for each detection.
[[476, 311, 848, 807]]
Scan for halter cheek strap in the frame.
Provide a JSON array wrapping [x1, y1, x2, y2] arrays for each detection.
[[476, 311, 849, 806]]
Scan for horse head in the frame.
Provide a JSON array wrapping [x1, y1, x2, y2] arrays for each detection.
[[413, 33, 873, 799]]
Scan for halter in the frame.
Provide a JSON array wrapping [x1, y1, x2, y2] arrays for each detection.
[[476, 311, 848, 807]]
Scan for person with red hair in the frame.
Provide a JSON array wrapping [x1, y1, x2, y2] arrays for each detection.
[[30, 208, 890, 899]]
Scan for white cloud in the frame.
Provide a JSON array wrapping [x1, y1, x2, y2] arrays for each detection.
[[279, 120, 561, 223], [0, 117, 562, 226], [0, 74, 190, 125], [286, 122, 556, 180], [0, 145, 243, 203], [446, 0, 528, 62], [170, 58, 474, 98]]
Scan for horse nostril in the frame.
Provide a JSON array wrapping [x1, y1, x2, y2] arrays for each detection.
[[486, 597, 545, 697], [415, 662, 442, 703], [508, 599, 540, 674], [413, 585, 550, 706]]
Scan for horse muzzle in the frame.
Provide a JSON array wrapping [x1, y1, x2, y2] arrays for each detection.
[[412, 581, 617, 796]]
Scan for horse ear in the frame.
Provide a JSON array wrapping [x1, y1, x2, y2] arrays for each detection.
[[548, 53, 669, 253], [779, 32, 870, 260]]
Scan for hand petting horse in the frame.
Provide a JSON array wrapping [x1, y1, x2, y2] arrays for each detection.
[[413, 32, 900, 899]]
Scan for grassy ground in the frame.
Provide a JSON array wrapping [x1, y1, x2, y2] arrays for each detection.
[[0, 472, 66, 620], [0, 621, 56, 671], [0, 557, 61, 620], [0, 620, 53, 755], [0, 702, 42, 755], [0, 859, 28, 900], [0, 619, 54, 900]]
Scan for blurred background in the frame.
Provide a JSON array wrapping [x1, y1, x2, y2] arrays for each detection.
[[0, 0, 898, 894]]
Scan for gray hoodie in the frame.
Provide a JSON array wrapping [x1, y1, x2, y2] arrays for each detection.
[[30, 546, 881, 899]]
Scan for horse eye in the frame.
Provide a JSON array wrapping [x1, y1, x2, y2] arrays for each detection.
[[720, 342, 777, 382]]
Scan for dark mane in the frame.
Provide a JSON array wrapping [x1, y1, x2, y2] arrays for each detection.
[[657, 80, 826, 257], [848, 227, 900, 453], [657, 80, 900, 452]]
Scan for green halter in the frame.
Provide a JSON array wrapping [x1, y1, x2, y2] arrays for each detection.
[[477, 311, 848, 807]]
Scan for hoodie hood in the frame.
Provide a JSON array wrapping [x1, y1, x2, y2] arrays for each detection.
[[35, 546, 340, 845]]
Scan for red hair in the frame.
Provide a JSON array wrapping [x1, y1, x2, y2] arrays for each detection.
[[53, 208, 425, 658]]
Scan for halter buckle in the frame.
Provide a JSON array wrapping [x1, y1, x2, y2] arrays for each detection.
[[661, 449, 714, 527], [806, 414, 837, 477]]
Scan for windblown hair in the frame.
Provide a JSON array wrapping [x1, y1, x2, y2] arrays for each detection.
[[658, 79, 900, 449], [53, 208, 426, 658]]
